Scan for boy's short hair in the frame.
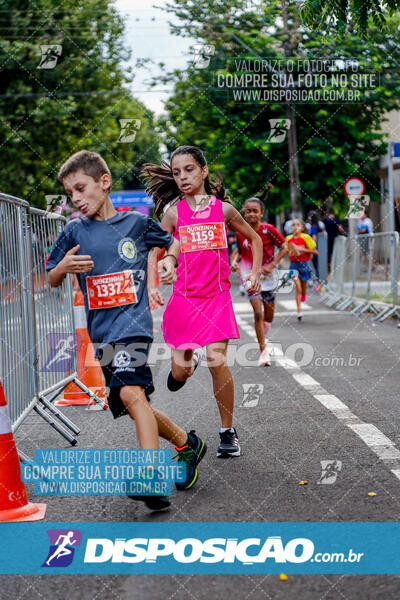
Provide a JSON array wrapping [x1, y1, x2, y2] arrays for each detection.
[[58, 150, 111, 185]]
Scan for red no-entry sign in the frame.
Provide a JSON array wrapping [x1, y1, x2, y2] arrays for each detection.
[[344, 177, 365, 197]]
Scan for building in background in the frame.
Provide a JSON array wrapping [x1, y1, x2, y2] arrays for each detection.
[[377, 110, 400, 234]]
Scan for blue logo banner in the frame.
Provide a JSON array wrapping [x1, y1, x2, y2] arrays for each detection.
[[0, 522, 399, 574]]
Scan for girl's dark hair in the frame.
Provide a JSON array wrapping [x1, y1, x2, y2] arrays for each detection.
[[142, 145, 228, 219], [243, 184, 271, 212], [244, 197, 264, 211], [309, 210, 321, 229]]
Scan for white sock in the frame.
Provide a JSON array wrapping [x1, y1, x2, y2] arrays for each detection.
[[220, 427, 234, 433], [263, 321, 271, 336]]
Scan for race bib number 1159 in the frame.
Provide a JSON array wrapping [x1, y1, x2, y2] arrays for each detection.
[[86, 270, 137, 310], [179, 222, 227, 253]]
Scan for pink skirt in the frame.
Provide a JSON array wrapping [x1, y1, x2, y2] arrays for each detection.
[[161, 290, 240, 349]]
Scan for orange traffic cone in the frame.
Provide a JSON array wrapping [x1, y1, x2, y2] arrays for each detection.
[[56, 292, 107, 406], [0, 382, 46, 522]]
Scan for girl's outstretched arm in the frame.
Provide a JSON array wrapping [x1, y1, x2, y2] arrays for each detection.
[[223, 203, 262, 295], [148, 206, 179, 305], [302, 246, 319, 255]]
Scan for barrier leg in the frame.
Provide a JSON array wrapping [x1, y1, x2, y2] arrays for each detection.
[[33, 404, 77, 445], [357, 303, 373, 315], [379, 306, 397, 322], [336, 297, 353, 310], [350, 301, 367, 314], [368, 303, 381, 315], [72, 377, 108, 410], [320, 292, 331, 302], [326, 295, 343, 307], [17, 449, 32, 462], [373, 306, 392, 321], [38, 395, 80, 435]]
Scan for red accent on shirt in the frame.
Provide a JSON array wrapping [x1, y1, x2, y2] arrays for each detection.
[[287, 235, 312, 262], [236, 223, 285, 266]]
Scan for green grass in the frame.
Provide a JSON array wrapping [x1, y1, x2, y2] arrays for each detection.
[[355, 293, 400, 306]]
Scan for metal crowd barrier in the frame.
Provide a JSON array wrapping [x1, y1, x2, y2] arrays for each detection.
[[0, 192, 106, 446], [320, 232, 400, 323], [30, 208, 77, 394], [0, 194, 36, 426]]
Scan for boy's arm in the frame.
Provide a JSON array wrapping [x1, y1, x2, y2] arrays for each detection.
[[147, 249, 158, 290], [158, 238, 180, 284], [230, 247, 241, 272], [149, 206, 177, 263], [147, 239, 179, 310], [147, 207, 179, 286], [47, 245, 94, 287], [147, 250, 165, 309]]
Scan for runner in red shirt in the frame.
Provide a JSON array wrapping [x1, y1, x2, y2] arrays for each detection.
[[232, 196, 287, 366]]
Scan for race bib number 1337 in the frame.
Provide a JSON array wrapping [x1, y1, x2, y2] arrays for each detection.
[[86, 270, 137, 310]]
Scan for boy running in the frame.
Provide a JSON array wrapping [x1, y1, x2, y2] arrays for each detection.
[[231, 196, 286, 366], [46, 150, 206, 510]]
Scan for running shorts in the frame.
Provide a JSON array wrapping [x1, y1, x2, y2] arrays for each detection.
[[290, 261, 312, 282], [94, 337, 154, 419], [247, 289, 276, 303]]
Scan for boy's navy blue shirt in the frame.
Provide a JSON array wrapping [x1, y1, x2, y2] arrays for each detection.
[[46, 211, 173, 344]]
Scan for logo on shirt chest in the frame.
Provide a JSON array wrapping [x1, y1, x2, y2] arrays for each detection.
[[118, 237, 137, 262]]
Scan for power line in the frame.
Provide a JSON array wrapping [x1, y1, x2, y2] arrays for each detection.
[[0, 88, 175, 99]]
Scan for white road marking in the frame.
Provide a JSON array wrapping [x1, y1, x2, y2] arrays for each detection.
[[292, 372, 319, 387], [273, 310, 346, 317], [277, 300, 312, 311], [348, 424, 400, 461], [314, 394, 352, 412], [232, 302, 345, 317], [232, 302, 253, 313], [235, 313, 400, 482], [276, 357, 299, 369]]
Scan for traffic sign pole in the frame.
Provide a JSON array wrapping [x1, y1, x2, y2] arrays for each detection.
[[344, 177, 366, 241], [387, 141, 395, 234]]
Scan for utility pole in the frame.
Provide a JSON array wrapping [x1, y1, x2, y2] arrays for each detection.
[[281, 0, 301, 218], [230, 0, 302, 218]]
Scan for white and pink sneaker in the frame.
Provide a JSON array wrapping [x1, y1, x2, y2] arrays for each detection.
[[258, 348, 271, 367]]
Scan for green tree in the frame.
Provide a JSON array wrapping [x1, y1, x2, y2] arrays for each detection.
[[300, 0, 400, 39], [157, 0, 400, 217], [0, 0, 161, 208]]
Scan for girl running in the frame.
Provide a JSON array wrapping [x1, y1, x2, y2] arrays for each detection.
[[143, 145, 262, 457], [285, 219, 318, 321], [231, 193, 286, 366]]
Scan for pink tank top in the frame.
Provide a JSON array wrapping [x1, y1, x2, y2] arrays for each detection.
[[173, 196, 231, 298]]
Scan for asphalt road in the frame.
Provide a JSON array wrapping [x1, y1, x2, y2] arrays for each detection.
[[2, 280, 400, 599]]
